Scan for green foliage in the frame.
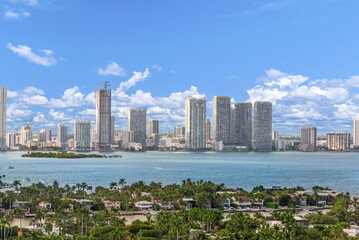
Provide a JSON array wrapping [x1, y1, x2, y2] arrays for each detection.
[[22, 152, 122, 159], [264, 202, 278, 209]]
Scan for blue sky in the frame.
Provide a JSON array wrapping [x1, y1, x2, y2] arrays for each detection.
[[1, 0, 359, 134]]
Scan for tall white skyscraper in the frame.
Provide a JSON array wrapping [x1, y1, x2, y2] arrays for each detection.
[[185, 97, 206, 149], [39, 129, 52, 142], [235, 102, 252, 149], [253, 101, 272, 151], [96, 82, 112, 151], [128, 108, 147, 147], [148, 119, 159, 136], [212, 96, 231, 144], [0, 87, 6, 150], [20, 125, 32, 145], [74, 120, 91, 151], [57, 124, 68, 150], [354, 119, 359, 147]]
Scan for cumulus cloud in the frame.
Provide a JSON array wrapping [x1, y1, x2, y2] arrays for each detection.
[[152, 64, 162, 72], [7, 43, 57, 66], [115, 68, 150, 93], [98, 61, 126, 76], [4, 9, 30, 19]]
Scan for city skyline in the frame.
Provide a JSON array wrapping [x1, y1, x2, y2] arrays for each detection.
[[2, 1, 359, 134]]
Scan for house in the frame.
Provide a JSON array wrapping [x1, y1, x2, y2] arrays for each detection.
[[103, 200, 121, 211], [135, 201, 153, 211], [221, 198, 231, 208], [234, 196, 252, 208], [75, 199, 93, 208], [154, 201, 174, 210], [38, 202, 52, 211], [343, 228, 359, 237], [300, 196, 307, 206], [182, 198, 195, 210], [12, 201, 30, 213], [267, 220, 284, 229], [317, 200, 326, 205]]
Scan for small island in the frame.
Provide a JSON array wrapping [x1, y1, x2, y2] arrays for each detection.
[[21, 152, 122, 158]]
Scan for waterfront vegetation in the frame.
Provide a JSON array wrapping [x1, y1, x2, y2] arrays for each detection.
[[0, 179, 357, 239], [21, 152, 122, 159]]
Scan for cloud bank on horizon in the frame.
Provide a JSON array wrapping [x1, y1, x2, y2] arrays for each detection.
[[5, 68, 359, 134]]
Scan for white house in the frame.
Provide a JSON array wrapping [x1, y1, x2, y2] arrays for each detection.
[[135, 201, 153, 211]]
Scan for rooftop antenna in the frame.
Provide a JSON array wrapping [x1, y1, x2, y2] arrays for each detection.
[[98, 80, 110, 89]]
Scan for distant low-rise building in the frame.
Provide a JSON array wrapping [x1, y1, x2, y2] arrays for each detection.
[[135, 201, 153, 211], [327, 132, 351, 151]]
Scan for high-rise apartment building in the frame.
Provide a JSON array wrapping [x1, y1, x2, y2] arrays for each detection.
[[39, 129, 52, 142], [272, 130, 279, 151], [299, 126, 317, 151], [327, 132, 351, 151], [235, 102, 252, 149], [229, 107, 236, 144], [185, 97, 206, 149], [57, 124, 68, 150], [128, 108, 147, 147], [74, 120, 91, 151], [114, 130, 134, 148], [354, 119, 359, 147], [0, 87, 6, 150], [212, 96, 231, 144], [173, 126, 185, 138], [96, 82, 112, 151], [20, 125, 32, 145], [253, 101, 272, 151], [148, 119, 159, 136], [206, 119, 211, 144]]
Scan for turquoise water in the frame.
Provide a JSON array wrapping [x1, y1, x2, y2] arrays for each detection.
[[0, 151, 357, 194]]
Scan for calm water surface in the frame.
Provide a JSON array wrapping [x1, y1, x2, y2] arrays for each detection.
[[0, 151, 357, 194]]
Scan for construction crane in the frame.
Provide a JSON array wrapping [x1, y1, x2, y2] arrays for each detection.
[[99, 80, 110, 89]]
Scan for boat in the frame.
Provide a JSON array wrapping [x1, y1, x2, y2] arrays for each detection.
[[25, 177, 30, 182], [9, 165, 14, 169]]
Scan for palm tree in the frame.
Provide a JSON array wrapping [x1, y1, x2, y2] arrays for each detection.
[[119, 178, 126, 188], [14, 207, 26, 233], [109, 182, 118, 191], [34, 209, 45, 229], [12, 180, 21, 192], [0, 217, 11, 240]]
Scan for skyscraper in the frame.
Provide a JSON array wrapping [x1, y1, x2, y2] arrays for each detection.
[[39, 129, 52, 142], [96, 82, 112, 151], [57, 124, 68, 150], [111, 116, 115, 144], [229, 107, 236, 144], [327, 132, 351, 151], [0, 87, 6, 150], [128, 108, 147, 147], [206, 118, 211, 144], [253, 101, 272, 151], [20, 125, 32, 145], [173, 126, 185, 138], [354, 119, 359, 147], [185, 97, 206, 149], [235, 102, 252, 149], [212, 96, 231, 144], [148, 119, 159, 136], [299, 126, 317, 151], [74, 120, 91, 151]]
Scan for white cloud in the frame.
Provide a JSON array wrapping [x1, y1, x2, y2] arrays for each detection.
[[115, 68, 150, 93], [7, 43, 57, 66], [4, 9, 30, 19], [98, 61, 126, 76], [9, 0, 38, 5], [152, 64, 162, 72]]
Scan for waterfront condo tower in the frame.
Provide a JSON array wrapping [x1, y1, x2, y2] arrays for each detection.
[[206, 118, 211, 144], [212, 96, 231, 144], [148, 119, 159, 136], [253, 101, 272, 151], [235, 102, 252, 149], [128, 109, 147, 148], [299, 126, 317, 151], [0, 87, 6, 150], [185, 97, 206, 150], [74, 120, 91, 151], [96, 84, 112, 151], [327, 132, 351, 151], [57, 124, 68, 150], [354, 119, 359, 148], [173, 126, 185, 138]]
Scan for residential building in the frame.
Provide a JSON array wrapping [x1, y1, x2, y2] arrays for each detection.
[[39, 129, 52, 142], [173, 126, 185, 138], [135, 201, 153, 211], [235, 102, 252, 149], [111, 116, 115, 144], [90, 129, 97, 149], [272, 130, 279, 150], [57, 124, 68, 150], [354, 119, 359, 147], [103, 200, 121, 211], [0, 87, 6, 150], [212, 96, 231, 144], [96, 83, 112, 151], [128, 108, 147, 147], [206, 118, 211, 144], [253, 101, 272, 151], [20, 125, 32, 145], [185, 97, 206, 150], [74, 120, 91, 151], [229, 106, 236, 144], [327, 132, 351, 151], [148, 119, 159, 136], [6, 131, 18, 147], [299, 126, 317, 151], [114, 130, 134, 148]]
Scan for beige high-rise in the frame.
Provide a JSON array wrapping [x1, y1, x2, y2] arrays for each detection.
[[96, 86, 112, 151], [0, 87, 6, 150], [354, 119, 359, 147]]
